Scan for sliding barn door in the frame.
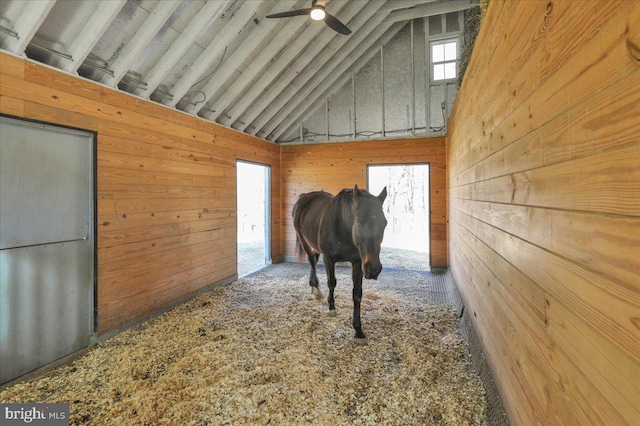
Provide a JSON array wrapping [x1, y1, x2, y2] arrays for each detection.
[[0, 116, 95, 384]]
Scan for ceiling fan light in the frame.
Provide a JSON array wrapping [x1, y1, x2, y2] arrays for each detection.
[[310, 7, 326, 21]]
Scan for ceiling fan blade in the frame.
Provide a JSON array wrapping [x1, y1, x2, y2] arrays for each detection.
[[266, 8, 311, 19], [324, 13, 351, 35]]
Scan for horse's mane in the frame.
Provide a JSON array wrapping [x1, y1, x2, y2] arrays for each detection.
[[334, 188, 374, 204], [335, 188, 353, 199], [334, 188, 362, 221], [334, 189, 354, 212]]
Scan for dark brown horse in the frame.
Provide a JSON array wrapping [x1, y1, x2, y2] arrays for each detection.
[[292, 185, 387, 344]]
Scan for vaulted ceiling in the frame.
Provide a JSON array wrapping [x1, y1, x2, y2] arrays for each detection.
[[0, 0, 477, 143]]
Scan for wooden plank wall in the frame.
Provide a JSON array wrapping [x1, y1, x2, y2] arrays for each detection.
[[281, 138, 447, 268], [447, 0, 640, 424], [0, 52, 281, 334]]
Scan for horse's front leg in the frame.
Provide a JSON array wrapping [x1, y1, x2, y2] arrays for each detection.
[[351, 261, 367, 345], [324, 258, 337, 317]]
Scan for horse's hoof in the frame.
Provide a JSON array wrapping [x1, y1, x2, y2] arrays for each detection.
[[311, 286, 323, 300], [327, 309, 337, 317], [353, 337, 368, 346]]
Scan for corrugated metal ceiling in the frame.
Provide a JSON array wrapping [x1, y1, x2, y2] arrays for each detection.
[[0, 0, 477, 143]]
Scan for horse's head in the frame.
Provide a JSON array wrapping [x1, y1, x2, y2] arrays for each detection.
[[351, 185, 388, 279]]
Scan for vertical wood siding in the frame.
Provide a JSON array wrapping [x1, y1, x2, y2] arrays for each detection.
[[0, 53, 281, 334], [447, 1, 640, 424], [281, 138, 447, 268]]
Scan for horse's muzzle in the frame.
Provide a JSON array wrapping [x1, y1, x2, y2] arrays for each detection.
[[364, 262, 382, 280]]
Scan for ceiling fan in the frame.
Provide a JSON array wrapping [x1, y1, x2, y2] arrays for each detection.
[[266, 0, 352, 35]]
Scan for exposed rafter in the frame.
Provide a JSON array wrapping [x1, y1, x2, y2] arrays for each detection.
[[377, 0, 442, 12], [166, 1, 264, 108], [243, 1, 388, 136], [62, 0, 127, 73], [272, 22, 406, 141], [215, 0, 353, 127], [140, 0, 232, 98], [231, 0, 375, 133], [1, 0, 56, 55], [187, 0, 302, 115], [255, 3, 394, 139], [0, 0, 473, 144], [102, 1, 181, 86], [382, 0, 478, 23]]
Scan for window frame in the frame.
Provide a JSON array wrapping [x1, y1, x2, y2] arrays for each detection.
[[429, 38, 460, 83]]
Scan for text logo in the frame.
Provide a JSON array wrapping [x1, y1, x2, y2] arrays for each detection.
[[1, 404, 69, 426]]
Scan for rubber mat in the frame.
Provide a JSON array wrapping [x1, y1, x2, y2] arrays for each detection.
[[423, 269, 509, 426]]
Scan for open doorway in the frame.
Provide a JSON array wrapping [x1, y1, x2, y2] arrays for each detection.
[[236, 161, 271, 277], [368, 164, 430, 271]]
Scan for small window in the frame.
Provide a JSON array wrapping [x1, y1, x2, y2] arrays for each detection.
[[431, 40, 458, 81]]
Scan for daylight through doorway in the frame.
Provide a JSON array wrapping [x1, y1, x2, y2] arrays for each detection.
[[368, 164, 430, 271], [237, 161, 270, 277]]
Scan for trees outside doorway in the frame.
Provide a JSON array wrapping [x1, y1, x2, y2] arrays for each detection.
[[368, 164, 430, 271]]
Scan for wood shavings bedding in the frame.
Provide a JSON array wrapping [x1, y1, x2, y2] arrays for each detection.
[[1, 263, 487, 425]]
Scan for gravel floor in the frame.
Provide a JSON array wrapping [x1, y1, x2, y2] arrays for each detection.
[[380, 246, 430, 271], [1, 263, 487, 425], [238, 241, 267, 277]]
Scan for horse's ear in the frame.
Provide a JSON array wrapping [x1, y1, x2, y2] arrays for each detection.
[[378, 186, 388, 203], [353, 184, 361, 200]]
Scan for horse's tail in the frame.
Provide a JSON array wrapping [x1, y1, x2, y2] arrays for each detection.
[[294, 233, 306, 261], [292, 194, 308, 261], [291, 190, 332, 262]]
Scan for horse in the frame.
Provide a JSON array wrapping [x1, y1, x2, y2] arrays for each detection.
[[292, 185, 387, 344]]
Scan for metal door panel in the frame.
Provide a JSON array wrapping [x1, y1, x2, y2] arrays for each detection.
[[0, 241, 93, 383], [0, 116, 92, 249], [0, 116, 94, 384]]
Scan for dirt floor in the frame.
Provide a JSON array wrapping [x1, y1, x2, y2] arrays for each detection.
[[1, 263, 487, 425]]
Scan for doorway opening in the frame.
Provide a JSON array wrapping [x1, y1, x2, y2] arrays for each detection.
[[368, 164, 430, 271], [236, 161, 271, 277]]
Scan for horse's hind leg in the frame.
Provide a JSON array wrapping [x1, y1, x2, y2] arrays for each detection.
[[298, 236, 322, 299], [308, 252, 322, 300]]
